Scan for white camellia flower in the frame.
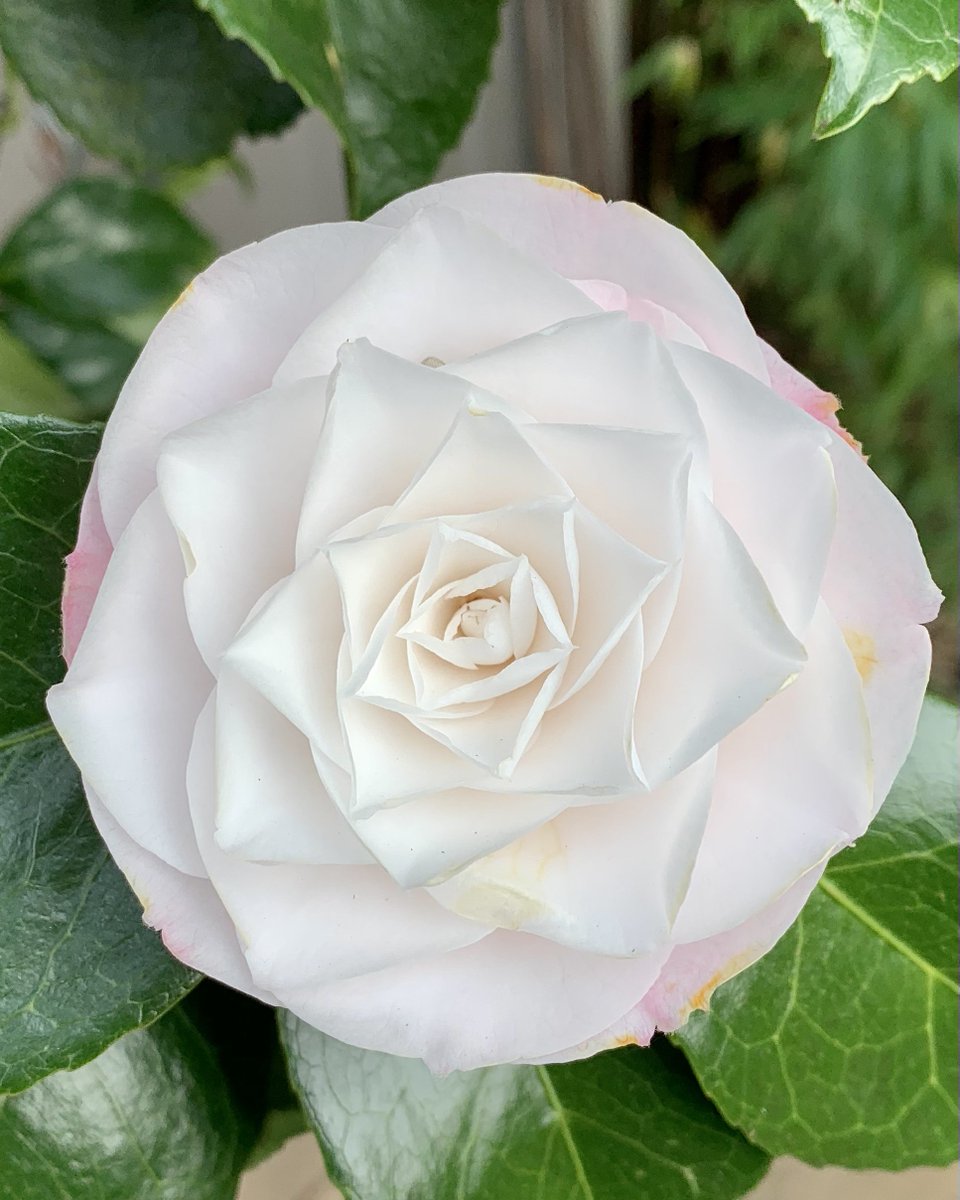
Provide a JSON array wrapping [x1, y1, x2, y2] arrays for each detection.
[[48, 174, 941, 1071]]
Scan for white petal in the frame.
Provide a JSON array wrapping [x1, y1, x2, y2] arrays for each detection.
[[555, 503, 667, 703], [820, 433, 942, 806], [86, 794, 274, 1003], [443, 313, 709, 489], [572, 278, 709, 350], [634, 491, 805, 788], [47, 491, 210, 876], [98, 222, 391, 541], [490, 614, 647, 796], [276, 928, 669, 1072], [353, 788, 572, 888], [339, 693, 482, 813], [296, 341, 479, 561], [384, 407, 572, 527], [213, 667, 372, 865], [668, 343, 837, 639], [430, 750, 715, 956], [672, 602, 872, 944], [275, 203, 598, 385], [223, 552, 348, 772], [524, 424, 691, 662], [187, 699, 489, 991], [373, 174, 767, 381], [157, 378, 328, 667]]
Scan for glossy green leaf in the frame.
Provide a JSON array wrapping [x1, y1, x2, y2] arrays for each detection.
[[2, 306, 139, 420], [796, 0, 959, 136], [675, 696, 959, 1169], [0, 322, 83, 420], [0, 416, 101, 736], [0, 0, 302, 175], [0, 416, 197, 1093], [281, 1016, 770, 1200], [197, 0, 504, 217], [0, 178, 215, 334], [0, 1008, 241, 1200]]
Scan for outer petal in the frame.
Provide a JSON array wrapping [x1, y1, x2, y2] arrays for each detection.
[[62, 461, 113, 664], [373, 174, 768, 381], [275, 204, 597, 385], [97, 222, 392, 542], [671, 602, 872, 944], [276, 928, 670, 1072], [47, 490, 210, 876], [761, 339, 861, 453], [821, 433, 942, 805], [533, 865, 825, 1063], [668, 343, 837, 639], [187, 700, 490, 992], [86, 794, 275, 1003], [157, 377, 330, 667]]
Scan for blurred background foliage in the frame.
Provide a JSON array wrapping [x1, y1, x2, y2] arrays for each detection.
[[627, 0, 958, 689]]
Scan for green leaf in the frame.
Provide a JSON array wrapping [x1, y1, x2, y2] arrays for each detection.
[[0, 323, 83, 420], [0, 416, 198, 1094], [675, 695, 959, 1169], [0, 178, 215, 334], [0, 0, 302, 176], [0, 416, 101, 736], [0, 1008, 242, 1200], [795, 0, 959, 136], [280, 1015, 769, 1200], [3, 305, 139, 420], [197, 0, 504, 218]]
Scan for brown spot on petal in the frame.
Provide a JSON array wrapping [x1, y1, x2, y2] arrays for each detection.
[[844, 629, 879, 684], [170, 280, 195, 310], [684, 952, 756, 1016], [532, 175, 603, 201]]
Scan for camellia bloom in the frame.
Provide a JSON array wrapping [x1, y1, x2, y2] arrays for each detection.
[[47, 174, 941, 1071]]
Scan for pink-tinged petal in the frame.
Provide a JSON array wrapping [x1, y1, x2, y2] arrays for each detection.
[[671, 601, 872, 944], [156, 377, 329, 668], [97, 222, 392, 542], [533, 865, 824, 1063], [669, 343, 837, 639], [275, 204, 598, 385], [762, 340, 863, 455], [86, 794, 276, 1003], [821, 433, 942, 807], [429, 751, 714, 957], [213, 667, 372, 866], [373, 173, 767, 381], [47, 490, 211, 876], [573, 277, 708, 350], [275, 927, 670, 1072], [62, 461, 112, 664], [187, 699, 489, 992], [634, 491, 804, 788]]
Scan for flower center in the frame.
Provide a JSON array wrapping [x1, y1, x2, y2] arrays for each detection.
[[443, 596, 514, 664]]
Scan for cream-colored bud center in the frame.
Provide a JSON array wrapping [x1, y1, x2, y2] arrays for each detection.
[[444, 597, 514, 664]]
